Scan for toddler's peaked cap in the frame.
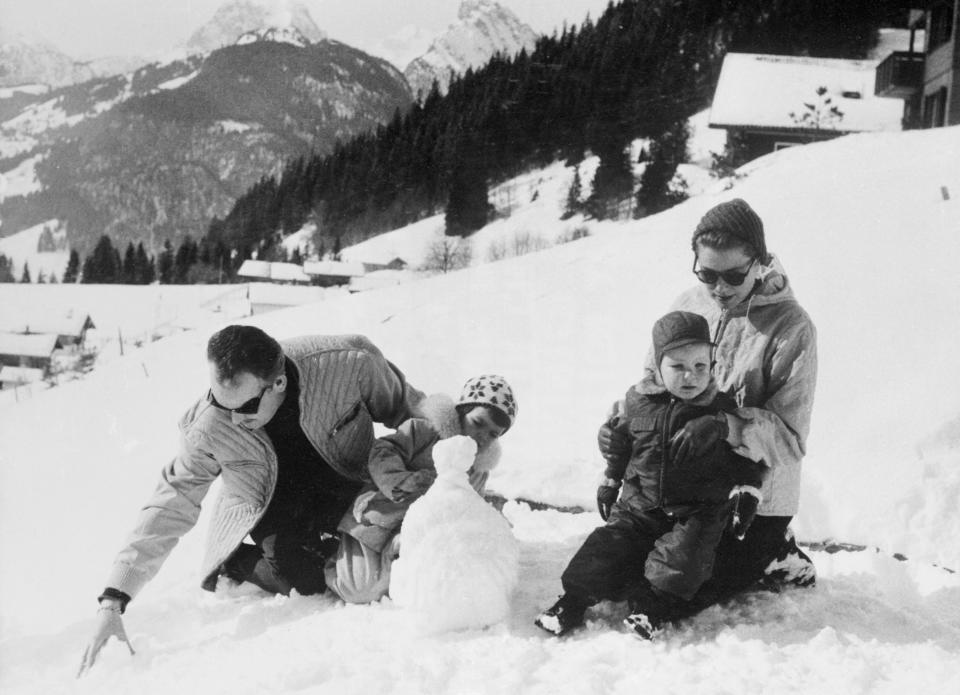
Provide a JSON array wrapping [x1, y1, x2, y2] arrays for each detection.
[[653, 311, 713, 367], [456, 374, 517, 431], [692, 198, 768, 264]]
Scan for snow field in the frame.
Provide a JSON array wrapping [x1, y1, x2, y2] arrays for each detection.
[[1, 124, 959, 693]]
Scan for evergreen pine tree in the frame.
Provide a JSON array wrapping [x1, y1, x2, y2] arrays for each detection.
[[444, 155, 491, 237], [37, 270, 46, 283], [585, 146, 633, 221], [635, 120, 690, 217], [122, 243, 138, 284], [0, 254, 14, 283], [81, 253, 95, 284], [37, 226, 57, 252], [174, 237, 198, 283], [157, 240, 175, 284], [20, 262, 32, 283], [562, 166, 583, 220], [134, 243, 154, 284], [63, 250, 80, 283], [84, 235, 121, 283]]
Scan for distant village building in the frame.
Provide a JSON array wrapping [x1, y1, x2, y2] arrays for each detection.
[[875, 2, 960, 128], [246, 283, 329, 316], [0, 366, 46, 389], [358, 257, 408, 273], [709, 53, 904, 162], [236, 260, 312, 285], [0, 311, 95, 349], [0, 333, 62, 373], [302, 260, 366, 287]]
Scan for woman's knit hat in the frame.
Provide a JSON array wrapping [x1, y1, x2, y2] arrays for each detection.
[[456, 374, 517, 431], [691, 198, 768, 263]]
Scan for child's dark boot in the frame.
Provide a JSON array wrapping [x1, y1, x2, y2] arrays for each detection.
[[535, 593, 588, 636]]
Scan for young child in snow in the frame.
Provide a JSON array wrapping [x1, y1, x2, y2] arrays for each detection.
[[535, 311, 765, 639], [325, 374, 517, 604], [389, 434, 520, 633]]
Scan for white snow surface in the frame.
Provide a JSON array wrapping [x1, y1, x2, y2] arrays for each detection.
[[390, 435, 520, 634], [0, 220, 68, 281], [1, 125, 960, 692], [0, 152, 44, 199]]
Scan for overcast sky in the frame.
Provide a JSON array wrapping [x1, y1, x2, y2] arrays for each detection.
[[1, 0, 611, 60]]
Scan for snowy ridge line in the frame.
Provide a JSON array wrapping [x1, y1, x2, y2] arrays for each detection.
[[484, 493, 958, 574]]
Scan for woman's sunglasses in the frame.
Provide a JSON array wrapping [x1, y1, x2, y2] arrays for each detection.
[[207, 384, 271, 415], [692, 257, 757, 286]]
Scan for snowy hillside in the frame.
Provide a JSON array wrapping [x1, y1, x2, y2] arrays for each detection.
[[1, 126, 960, 693]]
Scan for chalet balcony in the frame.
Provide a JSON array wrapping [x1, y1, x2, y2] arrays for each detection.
[[875, 51, 925, 98]]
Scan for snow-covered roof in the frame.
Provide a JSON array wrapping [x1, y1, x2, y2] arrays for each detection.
[[709, 53, 905, 133], [236, 260, 272, 279], [0, 332, 61, 358], [236, 260, 311, 283], [0, 366, 45, 384], [302, 260, 366, 278], [268, 262, 312, 283], [0, 312, 94, 337]]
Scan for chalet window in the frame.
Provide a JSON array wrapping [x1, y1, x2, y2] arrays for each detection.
[[929, 2, 955, 50], [923, 87, 949, 127]]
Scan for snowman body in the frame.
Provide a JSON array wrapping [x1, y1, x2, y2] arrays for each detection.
[[390, 436, 520, 633]]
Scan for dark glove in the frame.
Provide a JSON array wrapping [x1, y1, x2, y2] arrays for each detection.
[[596, 479, 621, 521], [669, 413, 729, 466], [729, 486, 762, 540], [597, 424, 631, 462]]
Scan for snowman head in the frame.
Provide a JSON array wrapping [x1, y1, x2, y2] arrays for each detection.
[[432, 435, 477, 482]]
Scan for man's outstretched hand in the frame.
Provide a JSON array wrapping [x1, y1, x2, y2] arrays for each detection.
[[77, 604, 135, 677]]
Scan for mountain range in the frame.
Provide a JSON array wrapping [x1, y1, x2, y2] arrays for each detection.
[[0, 0, 539, 257]]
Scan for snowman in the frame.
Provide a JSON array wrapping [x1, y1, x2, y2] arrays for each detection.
[[389, 435, 520, 633]]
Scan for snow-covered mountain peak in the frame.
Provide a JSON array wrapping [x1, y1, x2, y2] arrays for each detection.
[[404, 0, 537, 97], [458, 0, 502, 22], [186, 0, 326, 55], [0, 26, 94, 88], [235, 25, 310, 47]]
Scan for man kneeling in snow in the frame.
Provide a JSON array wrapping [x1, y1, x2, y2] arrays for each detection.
[[79, 326, 423, 676], [326, 374, 517, 608]]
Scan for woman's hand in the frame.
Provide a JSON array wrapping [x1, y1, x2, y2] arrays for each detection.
[[669, 413, 729, 465]]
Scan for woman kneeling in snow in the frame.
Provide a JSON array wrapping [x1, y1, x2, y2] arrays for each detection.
[[324, 374, 517, 604]]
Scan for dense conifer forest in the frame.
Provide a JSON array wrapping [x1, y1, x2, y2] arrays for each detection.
[[203, 0, 895, 273]]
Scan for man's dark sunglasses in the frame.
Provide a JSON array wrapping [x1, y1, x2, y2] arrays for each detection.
[[692, 257, 757, 286], [208, 384, 271, 415]]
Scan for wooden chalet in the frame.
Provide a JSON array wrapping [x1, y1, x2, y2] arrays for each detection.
[[875, 2, 960, 128], [709, 53, 904, 162]]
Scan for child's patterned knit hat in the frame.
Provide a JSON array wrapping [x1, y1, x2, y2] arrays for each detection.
[[456, 374, 517, 431]]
